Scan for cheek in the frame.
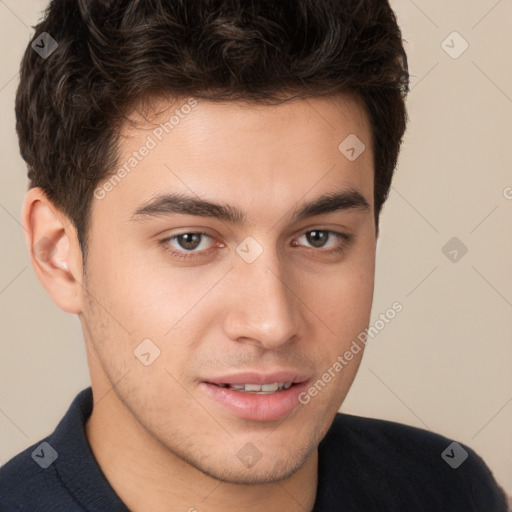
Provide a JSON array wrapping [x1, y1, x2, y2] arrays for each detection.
[[84, 236, 186, 333], [299, 248, 375, 343], [83, 237, 227, 376]]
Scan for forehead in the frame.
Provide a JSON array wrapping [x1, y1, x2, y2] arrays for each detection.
[[92, 93, 374, 225], [126, 92, 370, 145], [121, 93, 372, 165]]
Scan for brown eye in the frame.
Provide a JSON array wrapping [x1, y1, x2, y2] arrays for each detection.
[[176, 233, 203, 251], [162, 232, 215, 256], [294, 230, 351, 254], [305, 230, 330, 248]]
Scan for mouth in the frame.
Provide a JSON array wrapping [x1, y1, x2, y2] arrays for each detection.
[[214, 382, 293, 393], [200, 372, 310, 421]]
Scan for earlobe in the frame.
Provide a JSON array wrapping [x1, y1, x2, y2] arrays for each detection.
[[22, 187, 83, 314]]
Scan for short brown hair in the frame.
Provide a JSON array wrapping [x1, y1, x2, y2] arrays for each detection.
[[16, 0, 409, 260]]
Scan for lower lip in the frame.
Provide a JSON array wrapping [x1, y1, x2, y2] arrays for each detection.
[[200, 382, 309, 421]]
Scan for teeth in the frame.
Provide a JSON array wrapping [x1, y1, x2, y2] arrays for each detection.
[[245, 383, 263, 392], [229, 384, 246, 391], [220, 382, 293, 393]]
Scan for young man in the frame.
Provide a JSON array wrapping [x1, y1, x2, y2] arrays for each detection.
[[0, 0, 508, 511]]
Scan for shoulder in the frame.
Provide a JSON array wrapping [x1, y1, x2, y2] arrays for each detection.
[[316, 413, 509, 511], [0, 388, 95, 511], [0, 437, 75, 511]]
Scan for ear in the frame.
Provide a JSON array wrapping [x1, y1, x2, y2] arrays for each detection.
[[22, 187, 84, 314]]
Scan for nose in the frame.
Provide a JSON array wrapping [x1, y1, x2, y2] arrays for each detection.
[[222, 248, 300, 350]]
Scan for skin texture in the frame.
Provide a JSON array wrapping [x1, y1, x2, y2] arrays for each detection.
[[23, 93, 376, 512]]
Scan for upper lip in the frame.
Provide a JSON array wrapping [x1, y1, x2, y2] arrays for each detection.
[[204, 371, 311, 386]]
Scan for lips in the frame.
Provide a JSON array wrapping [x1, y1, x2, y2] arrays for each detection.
[[200, 371, 311, 421]]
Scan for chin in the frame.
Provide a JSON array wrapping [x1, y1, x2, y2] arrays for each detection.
[[177, 432, 318, 485], [196, 454, 307, 485]]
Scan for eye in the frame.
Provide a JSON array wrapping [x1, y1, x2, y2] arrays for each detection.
[[159, 229, 351, 262], [161, 232, 217, 259], [294, 230, 350, 253], [172, 233, 210, 251]]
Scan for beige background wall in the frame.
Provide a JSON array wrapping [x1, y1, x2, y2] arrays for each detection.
[[0, 0, 511, 499]]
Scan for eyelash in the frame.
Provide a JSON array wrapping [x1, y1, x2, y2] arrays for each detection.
[[159, 230, 352, 261]]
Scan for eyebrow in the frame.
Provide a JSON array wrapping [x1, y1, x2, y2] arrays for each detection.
[[130, 188, 370, 224]]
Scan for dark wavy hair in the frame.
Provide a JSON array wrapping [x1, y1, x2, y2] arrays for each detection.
[[15, 0, 409, 260]]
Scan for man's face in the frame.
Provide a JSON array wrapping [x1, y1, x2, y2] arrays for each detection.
[[80, 93, 376, 483]]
